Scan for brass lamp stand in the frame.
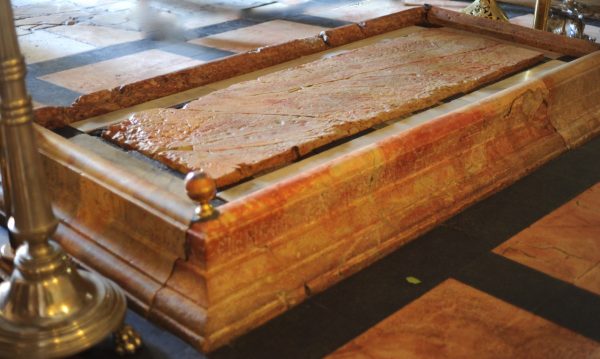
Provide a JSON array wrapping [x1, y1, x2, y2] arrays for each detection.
[[462, 0, 509, 21], [0, 0, 140, 357]]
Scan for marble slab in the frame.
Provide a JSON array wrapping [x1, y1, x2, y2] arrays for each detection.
[[219, 60, 565, 201]]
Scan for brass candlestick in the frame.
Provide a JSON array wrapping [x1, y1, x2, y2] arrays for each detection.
[[0, 1, 137, 357], [462, 0, 509, 21]]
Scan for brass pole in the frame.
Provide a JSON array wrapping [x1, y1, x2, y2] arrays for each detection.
[[0, 139, 13, 259], [0, 0, 138, 357], [534, 0, 551, 30]]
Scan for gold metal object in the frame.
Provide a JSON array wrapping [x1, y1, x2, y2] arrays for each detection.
[[534, 0, 551, 29], [185, 170, 219, 221], [114, 324, 143, 355], [462, 0, 509, 21], [0, 1, 130, 357], [546, 0, 594, 41]]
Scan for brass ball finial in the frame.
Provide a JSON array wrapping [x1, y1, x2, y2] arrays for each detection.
[[114, 324, 143, 355], [185, 170, 219, 221]]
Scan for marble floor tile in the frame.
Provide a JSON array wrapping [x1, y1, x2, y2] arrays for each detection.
[[12, 0, 54, 6], [328, 279, 600, 359], [303, 0, 464, 23], [18, 30, 96, 64], [13, 1, 81, 20], [86, 9, 139, 31], [242, 0, 312, 17], [45, 24, 144, 47], [14, 12, 83, 29], [189, 19, 327, 53], [179, 7, 240, 30], [303, 0, 413, 23], [200, 0, 269, 9], [39, 49, 204, 94], [495, 182, 600, 295], [92, 0, 138, 12]]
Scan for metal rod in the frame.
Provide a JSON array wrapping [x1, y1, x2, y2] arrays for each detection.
[[0, 1, 135, 357], [534, 0, 551, 30], [0, 0, 58, 254]]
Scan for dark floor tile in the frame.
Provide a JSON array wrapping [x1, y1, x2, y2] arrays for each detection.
[[212, 299, 350, 359], [456, 253, 600, 342], [541, 285, 600, 342], [328, 278, 600, 359], [27, 77, 83, 107], [213, 225, 485, 359], [445, 139, 600, 245], [285, 14, 350, 28], [544, 145, 600, 181], [184, 19, 262, 40], [28, 39, 156, 77], [160, 42, 234, 61], [578, 135, 600, 155], [73, 310, 204, 359]]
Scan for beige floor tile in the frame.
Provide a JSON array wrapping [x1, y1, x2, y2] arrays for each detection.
[[189, 20, 327, 53], [403, 0, 466, 7], [243, 0, 312, 16], [13, 0, 53, 6], [328, 279, 600, 359], [15, 12, 81, 28], [304, 0, 465, 22], [45, 24, 144, 47], [87, 10, 138, 30], [18, 30, 96, 64], [180, 8, 239, 30], [304, 0, 413, 22], [199, 0, 267, 9], [495, 182, 600, 295], [39, 49, 204, 94], [93, 0, 138, 12], [66, 0, 124, 6], [13, 2, 80, 19]]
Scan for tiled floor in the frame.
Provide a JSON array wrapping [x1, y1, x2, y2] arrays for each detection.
[[328, 182, 600, 358], [3, 0, 600, 358], [328, 279, 600, 359], [496, 182, 600, 296], [40, 49, 205, 93], [14, 0, 568, 109]]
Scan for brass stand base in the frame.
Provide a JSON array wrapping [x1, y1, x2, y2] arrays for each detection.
[[0, 242, 126, 359], [462, 0, 509, 21], [114, 324, 143, 355]]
